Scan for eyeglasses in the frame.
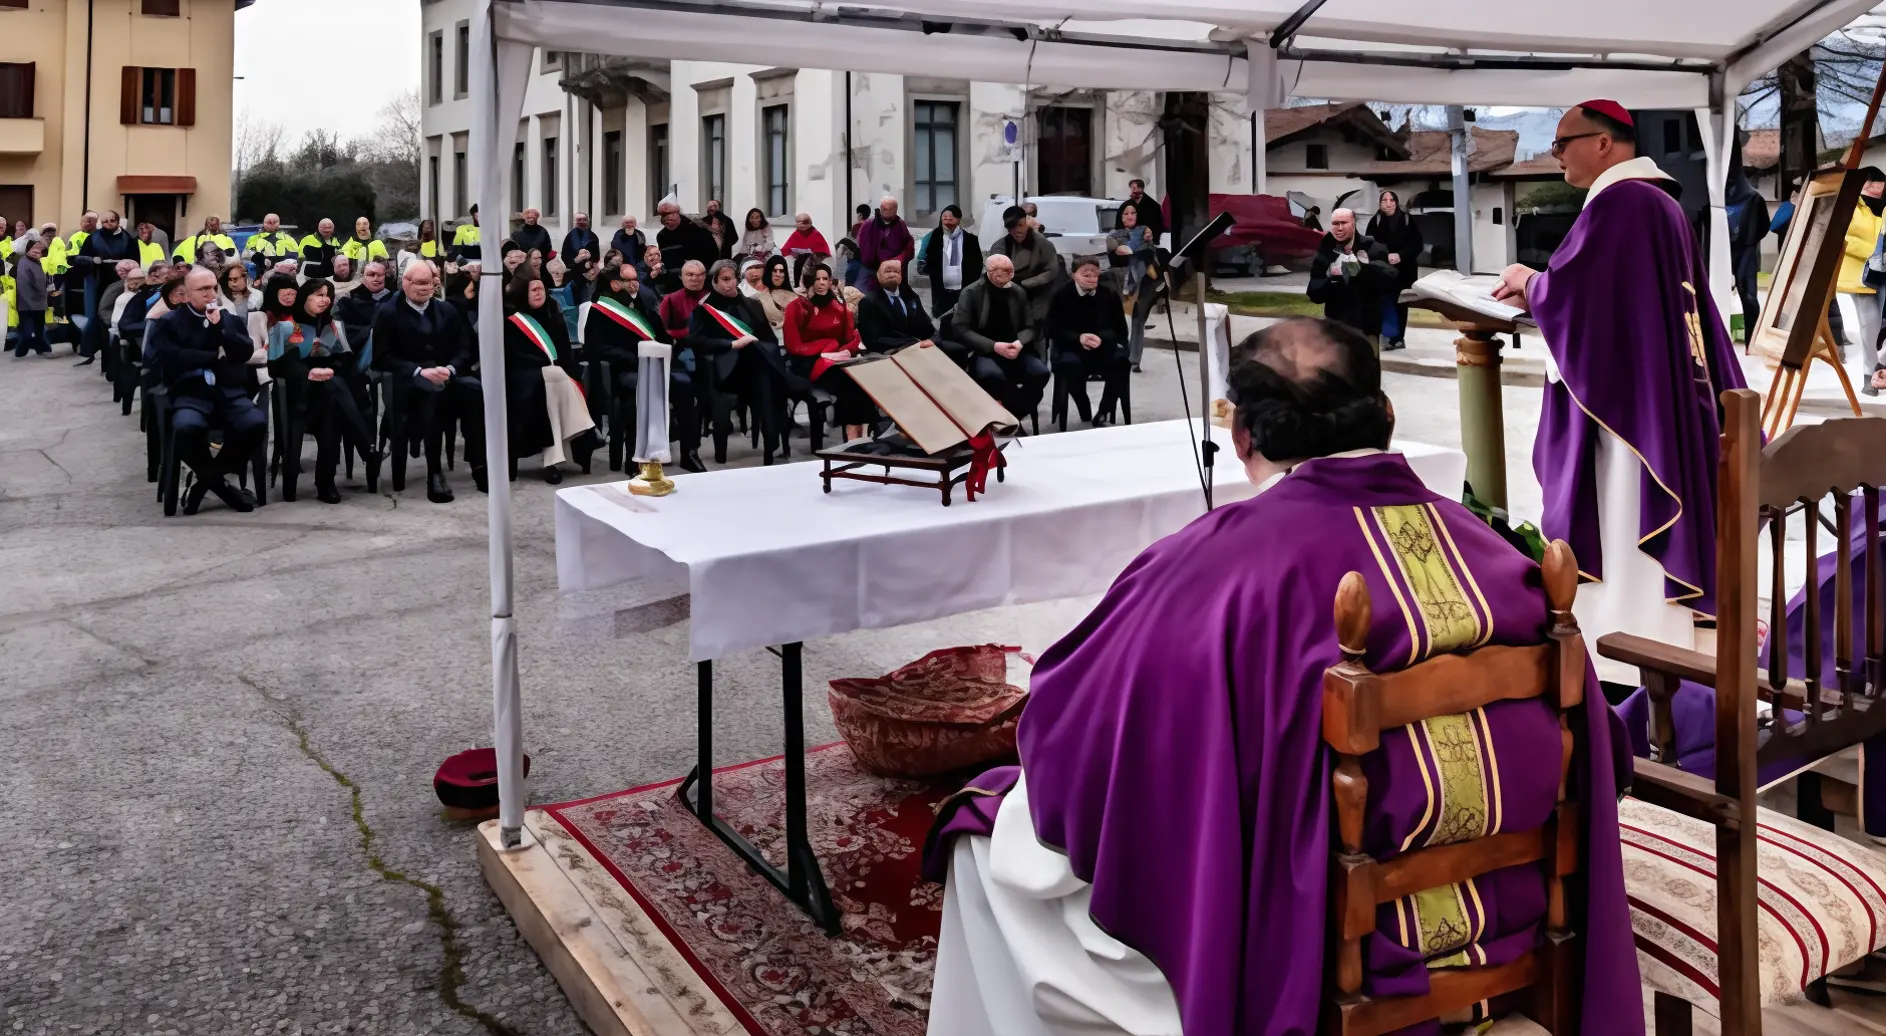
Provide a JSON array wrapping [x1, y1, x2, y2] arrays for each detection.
[[1549, 132, 1605, 157]]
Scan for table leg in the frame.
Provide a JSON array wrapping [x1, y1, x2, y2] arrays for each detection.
[[676, 646, 839, 935], [1455, 330, 1508, 511]]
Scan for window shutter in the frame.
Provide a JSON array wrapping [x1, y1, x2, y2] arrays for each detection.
[[120, 66, 139, 125], [176, 68, 196, 127]]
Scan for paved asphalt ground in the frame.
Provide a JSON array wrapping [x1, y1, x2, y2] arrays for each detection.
[[0, 330, 1545, 1035]]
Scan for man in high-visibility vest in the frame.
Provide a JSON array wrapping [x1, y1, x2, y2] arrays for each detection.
[[244, 212, 299, 269], [66, 211, 97, 257], [171, 215, 237, 263], [450, 204, 483, 263], [341, 216, 390, 267], [134, 223, 166, 270], [298, 218, 343, 279]]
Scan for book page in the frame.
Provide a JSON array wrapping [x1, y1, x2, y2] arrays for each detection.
[[892, 344, 1019, 439], [845, 359, 967, 454], [1411, 270, 1526, 324]]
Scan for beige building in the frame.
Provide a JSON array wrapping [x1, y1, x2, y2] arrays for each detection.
[[0, 0, 243, 241]]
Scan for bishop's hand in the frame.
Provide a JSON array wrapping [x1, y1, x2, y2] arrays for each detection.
[[1492, 263, 1538, 310]]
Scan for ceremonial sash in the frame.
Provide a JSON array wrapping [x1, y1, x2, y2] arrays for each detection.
[[701, 303, 757, 340], [509, 312, 559, 362], [594, 296, 657, 340]]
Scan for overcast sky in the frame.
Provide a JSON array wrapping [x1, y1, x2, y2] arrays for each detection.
[[233, 1, 420, 145]]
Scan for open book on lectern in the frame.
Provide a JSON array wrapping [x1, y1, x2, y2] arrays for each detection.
[[1410, 270, 1527, 324], [843, 345, 1020, 455]]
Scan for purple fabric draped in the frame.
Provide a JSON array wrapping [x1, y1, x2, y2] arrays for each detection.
[[1530, 178, 1746, 617], [925, 452, 1643, 1035]]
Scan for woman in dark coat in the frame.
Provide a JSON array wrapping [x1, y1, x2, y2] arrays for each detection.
[[264, 279, 377, 502], [501, 275, 596, 482], [688, 258, 803, 464], [1365, 190, 1423, 350]]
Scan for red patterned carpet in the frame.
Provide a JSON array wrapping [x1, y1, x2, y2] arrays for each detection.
[[543, 744, 960, 1036]]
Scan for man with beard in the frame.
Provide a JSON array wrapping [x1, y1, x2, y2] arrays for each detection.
[[587, 261, 704, 473]]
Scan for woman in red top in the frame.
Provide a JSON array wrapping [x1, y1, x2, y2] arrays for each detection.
[[783, 263, 874, 441]]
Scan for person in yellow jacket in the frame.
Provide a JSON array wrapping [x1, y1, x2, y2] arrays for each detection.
[[341, 216, 390, 267], [298, 218, 344, 279], [133, 222, 166, 270], [172, 215, 237, 262], [38, 224, 68, 276], [66, 211, 97, 258], [417, 218, 442, 261], [1839, 168, 1886, 395], [450, 204, 482, 262], [244, 212, 300, 266]]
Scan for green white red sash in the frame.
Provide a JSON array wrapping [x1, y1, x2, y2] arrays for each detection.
[[701, 304, 756, 340], [594, 296, 657, 340], [509, 312, 558, 362]]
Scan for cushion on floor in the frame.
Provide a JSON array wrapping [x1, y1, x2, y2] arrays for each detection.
[[1620, 797, 1886, 1014]]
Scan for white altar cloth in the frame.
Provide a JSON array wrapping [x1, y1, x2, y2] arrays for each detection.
[[553, 420, 1468, 661]]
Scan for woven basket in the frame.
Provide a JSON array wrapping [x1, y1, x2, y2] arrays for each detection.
[[828, 644, 1028, 779]]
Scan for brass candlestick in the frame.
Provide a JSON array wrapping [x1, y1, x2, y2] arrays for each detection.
[[627, 460, 675, 497]]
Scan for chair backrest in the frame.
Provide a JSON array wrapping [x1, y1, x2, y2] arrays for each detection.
[[1321, 540, 1585, 1036]]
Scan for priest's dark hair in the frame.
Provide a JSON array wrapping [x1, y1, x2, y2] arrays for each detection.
[[1225, 317, 1391, 462], [1577, 104, 1636, 147]]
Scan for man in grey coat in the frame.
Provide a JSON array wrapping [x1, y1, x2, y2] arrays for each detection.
[[987, 205, 1061, 323], [11, 239, 49, 357], [951, 254, 1049, 418]]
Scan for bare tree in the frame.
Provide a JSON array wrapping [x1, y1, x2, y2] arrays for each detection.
[[359, 89, 422, 168], [235, 112, 285, 170]]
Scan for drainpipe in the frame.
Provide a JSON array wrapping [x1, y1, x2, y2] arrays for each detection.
[[81, 0, 94, 211]]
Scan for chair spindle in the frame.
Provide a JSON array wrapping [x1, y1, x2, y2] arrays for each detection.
[[1836, 494, 1854, 697], [1770, 511, 1788, 697], [1804, 498, 1822, 724]]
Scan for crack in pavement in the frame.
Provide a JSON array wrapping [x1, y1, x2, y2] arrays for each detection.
[[234, 673, 522, 1036]]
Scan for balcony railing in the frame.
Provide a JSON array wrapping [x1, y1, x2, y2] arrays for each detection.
[[557, 53, 670, 106]]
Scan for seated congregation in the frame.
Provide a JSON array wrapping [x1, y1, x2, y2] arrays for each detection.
[[922, 317, 1886, 1036], [102, 203, 1140, 515]]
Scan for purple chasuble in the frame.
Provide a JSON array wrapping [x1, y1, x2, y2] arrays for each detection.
[[926, 452, 1643, 1035], [1531, 174, 1746, 617]]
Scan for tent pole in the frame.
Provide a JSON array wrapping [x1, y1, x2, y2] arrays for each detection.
[[471, 0, 526, 850], [1446, 105, 1472, 274]]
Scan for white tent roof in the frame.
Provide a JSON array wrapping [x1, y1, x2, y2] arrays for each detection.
[[494, 0, 1880, 106]]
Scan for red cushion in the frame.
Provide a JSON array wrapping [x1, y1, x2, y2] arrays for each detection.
[[433, 748, 532, 810]]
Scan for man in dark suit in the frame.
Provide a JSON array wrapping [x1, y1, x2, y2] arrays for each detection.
[[856, 259, 961, 360], [1046, 257, 1131, 426], [917, 204, 981, 318], [510, 207, 555, 265], [654, 199, 720, 294], [585, 261, 704, 472], [146, 268, 267, 513], [371, 262, 488, 503], [560, 212, 601, 305]]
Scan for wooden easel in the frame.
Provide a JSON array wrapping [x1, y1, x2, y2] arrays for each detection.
[[1761, 314, 1862, 439]]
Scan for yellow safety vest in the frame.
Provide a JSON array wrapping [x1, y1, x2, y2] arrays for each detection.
[[172, 232, 236, 262], [341, 238, 389, 264], [0, 236, 13, 261], [137, 240, 166, 270], [452, 224, 481, 247], [67, 230, 89, 256], [43, 236, 68, 276], [3, 274, 16, 329], [248, 230, 300, 259], [420, 240, 439, 259]]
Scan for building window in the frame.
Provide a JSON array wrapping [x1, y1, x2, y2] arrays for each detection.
[[603, 130, 624, 216], [512, 142, 526, 215], [0, 62, 32, 120], [1037, 106, 1093, 196], [1306, 143, 1329, 170], [649, 123, 669, 212], [141, 0, 180, 15], [543, 136, 559, 217], [0, 1, 26, 9], [913, 101, 958, 216], [428, 33, 443, 106], [542, 50, 562, 73], [455, 22, 470, 98], [1492, 206, 1504, 226], [762, 104, 789, 216], [701, 113, 726, 209], [453, 149, 467, 216], [120, 67, 194, 127], [428, 155, 441, 221]]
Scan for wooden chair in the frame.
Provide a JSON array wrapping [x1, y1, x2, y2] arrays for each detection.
[[1600, 388, 1886, 1035], [1321, 540, 1585, 1035]]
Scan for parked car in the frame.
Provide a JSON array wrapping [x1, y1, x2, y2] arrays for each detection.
[[1208, 194, 1326, 273], [976, 195, 1122, 260]]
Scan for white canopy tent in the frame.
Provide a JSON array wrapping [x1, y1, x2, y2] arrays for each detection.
[[468, 0, 1882, 847]]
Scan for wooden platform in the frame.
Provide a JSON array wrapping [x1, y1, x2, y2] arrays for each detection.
[[476, 811, 738, 1036], [480, 809, 1886, 1036]]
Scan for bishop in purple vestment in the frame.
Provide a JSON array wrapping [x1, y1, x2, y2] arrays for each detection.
[[924, 319, 1642, 1036], [1494, 101, 1747, 687]]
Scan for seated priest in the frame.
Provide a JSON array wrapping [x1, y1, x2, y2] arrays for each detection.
[[585, 261, 705, 473], [924, 316, 1643, 1036], [501, 274, 598, 484], [954, 254, 1050, 419], [1046, 255, 1131, 427]]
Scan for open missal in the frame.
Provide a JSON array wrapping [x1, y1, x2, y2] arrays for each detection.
[[1409, 270, 1528, 325], [842, 345, 1019, 455]]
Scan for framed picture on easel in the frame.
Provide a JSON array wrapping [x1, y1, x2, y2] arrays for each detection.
[[1756, 167, 1864, 435]]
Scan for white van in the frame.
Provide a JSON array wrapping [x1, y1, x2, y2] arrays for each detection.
[[975, 195, 1124, 260]]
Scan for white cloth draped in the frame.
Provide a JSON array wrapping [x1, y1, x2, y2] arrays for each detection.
[[538, 365, 596, 467]]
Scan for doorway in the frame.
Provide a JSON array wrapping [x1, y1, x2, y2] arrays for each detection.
[[127, 194, 179, 248], [1037, 106, 1093, 196], [0, 184, 32, 233]]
